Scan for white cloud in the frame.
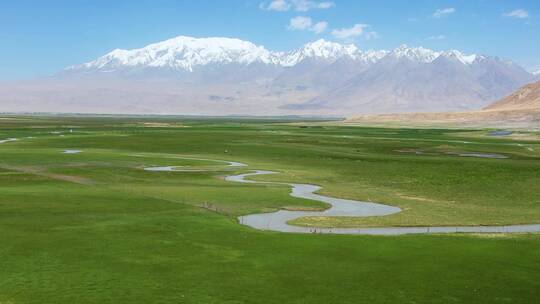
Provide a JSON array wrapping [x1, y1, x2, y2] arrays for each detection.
[[266, 0, 290, 11], [292, 0, 335, 11], [288, 16, 313, 30], [288, 16, 328, 34], [427, 35, 446, 40], [503, 9, 529, 19], [312, 21, 328, 34], [261, 0, 334, 12], [433, 7, 455, 18], [317, 1, 335, 9], [331, 24, 370, 40]]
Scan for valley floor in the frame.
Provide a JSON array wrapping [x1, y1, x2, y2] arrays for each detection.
[[1, 115, 539, 303]]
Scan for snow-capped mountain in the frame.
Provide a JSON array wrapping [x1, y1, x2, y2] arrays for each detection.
[[66, 37, 387, 74], [3, 36, 537, 116], [65, 36, 485, 74], [67, 36, 278, 72]]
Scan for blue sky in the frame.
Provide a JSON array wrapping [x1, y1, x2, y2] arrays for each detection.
[[1, 0, 539, 80]]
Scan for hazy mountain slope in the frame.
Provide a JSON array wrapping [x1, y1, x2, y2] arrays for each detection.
[[271, 40, 383, 91], [345, 80, 540, 128], [288, 48, 533, 114]]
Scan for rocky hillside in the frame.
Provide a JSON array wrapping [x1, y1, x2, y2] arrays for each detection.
[[484, 80, 540, 110]]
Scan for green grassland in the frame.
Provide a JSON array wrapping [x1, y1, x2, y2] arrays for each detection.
[[1, 115, 540, 303]]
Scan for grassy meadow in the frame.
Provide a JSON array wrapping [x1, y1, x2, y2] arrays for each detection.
[[1, 115, 539, 303]]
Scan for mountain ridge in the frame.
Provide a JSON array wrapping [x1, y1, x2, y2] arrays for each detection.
[[66, 36, 508, 74], [2, 35, 536, 116]]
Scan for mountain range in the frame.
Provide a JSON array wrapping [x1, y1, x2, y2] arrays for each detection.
[[1, 36, 537, 116]]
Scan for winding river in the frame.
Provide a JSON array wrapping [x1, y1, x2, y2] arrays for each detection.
[[225, 170, 540, 235], [143, 156, 540, 235], [2, 136, 539, 235], [144, 158, 247, 172]]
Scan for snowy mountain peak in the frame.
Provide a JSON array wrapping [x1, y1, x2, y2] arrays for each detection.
[[533, 69, 540, 76], [440, 50, 477, 65], [301, 39, 358, 57], [73, 36, 274, 72], [358, 49, 389, 63], [278, 39, 359, 67], [390, 45, 441, 63], [388, 45, 479, 65]]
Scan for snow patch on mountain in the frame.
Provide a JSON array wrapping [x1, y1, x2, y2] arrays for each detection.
[[441, 50, 477, 65], [388, 45, 478, 65], [277, 39, 358, 66], [389, 45, 440, 63]]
